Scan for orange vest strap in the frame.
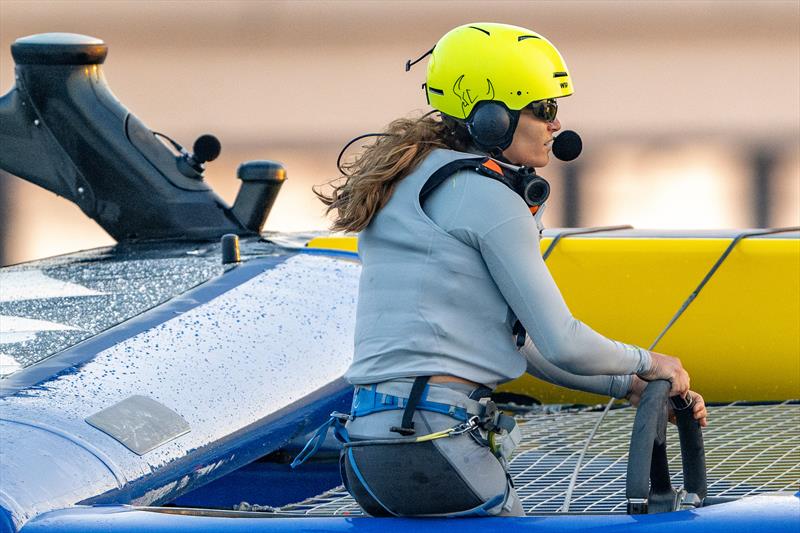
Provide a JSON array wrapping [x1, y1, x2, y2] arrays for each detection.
[[481, 159, 503, 175]]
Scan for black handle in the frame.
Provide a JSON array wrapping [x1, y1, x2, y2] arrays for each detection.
[[627, 380, 672, 514], [626, 382, 709, 514], [670, 393, 708, 499]]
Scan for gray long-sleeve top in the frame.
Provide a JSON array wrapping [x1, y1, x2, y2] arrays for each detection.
[[346, 149, 650, 395]]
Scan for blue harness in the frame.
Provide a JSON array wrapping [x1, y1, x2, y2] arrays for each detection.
[[290, 378, 512, 517], [350, 382, 474, 422], [290, 381, 472, 467], [290, 378, 477, 469]]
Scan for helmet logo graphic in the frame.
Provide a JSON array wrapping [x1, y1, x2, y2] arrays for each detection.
[[453, 75, 496, 118]]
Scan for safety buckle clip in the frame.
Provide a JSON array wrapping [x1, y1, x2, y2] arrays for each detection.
[[451, 416, 481, 435]]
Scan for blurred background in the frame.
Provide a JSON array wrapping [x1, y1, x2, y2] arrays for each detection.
[[0, 0, 798, 265]]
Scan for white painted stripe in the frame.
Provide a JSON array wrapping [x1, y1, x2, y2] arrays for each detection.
[[0, 315, 80, 344], [0, 270, 106, 302], [0, 353, 22, 377]]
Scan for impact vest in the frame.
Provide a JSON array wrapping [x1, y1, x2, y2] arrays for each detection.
[[346, 149, 544, 388]]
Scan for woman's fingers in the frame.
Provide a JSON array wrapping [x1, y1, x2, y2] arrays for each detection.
[[692, 392, 708, 427], [666, 390, 707, 427], [640, 351, 690, 396], [626, 375, 648, 407], [673, 376, 690, 397], [669, 361, 690, 397]]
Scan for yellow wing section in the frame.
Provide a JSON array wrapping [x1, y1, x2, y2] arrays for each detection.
[[307, 236, 358, 254], [306, 233, 800, 403]]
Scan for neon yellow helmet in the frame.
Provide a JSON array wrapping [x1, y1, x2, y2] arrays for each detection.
[[426, 23, 573, 119]]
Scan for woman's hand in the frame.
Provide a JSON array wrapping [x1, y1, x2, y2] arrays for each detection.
[[637, 351, 690, 396], [627, 375, 708, 428], [670, 391, 708, 428], [626, 374, 648, 407]]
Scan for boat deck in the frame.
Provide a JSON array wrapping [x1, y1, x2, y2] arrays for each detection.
[[272, 401, 800, 516]]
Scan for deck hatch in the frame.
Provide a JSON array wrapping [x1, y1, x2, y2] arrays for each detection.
[[86, 394, 190, 455]]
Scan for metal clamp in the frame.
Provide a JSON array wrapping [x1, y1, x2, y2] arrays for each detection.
[[680, 492, 703, 510], [627, 498, 648, 515], [451, 416, 481, 436]]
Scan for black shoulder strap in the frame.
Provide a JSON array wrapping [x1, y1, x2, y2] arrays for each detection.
[[419, 157, 485, 204], [390, 376, 430, 436], [419, 156, 521, 206]]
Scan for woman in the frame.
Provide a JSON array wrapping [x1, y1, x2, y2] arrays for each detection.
[[312, 22, 708, 517]]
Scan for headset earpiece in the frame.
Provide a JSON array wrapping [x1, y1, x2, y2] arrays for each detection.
[[465, 101, 519, 153]]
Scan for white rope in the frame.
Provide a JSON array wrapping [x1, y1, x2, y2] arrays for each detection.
[[559, 397, 615, 511]]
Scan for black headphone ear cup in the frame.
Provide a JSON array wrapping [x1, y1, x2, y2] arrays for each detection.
[[466, 102, 517, 152]]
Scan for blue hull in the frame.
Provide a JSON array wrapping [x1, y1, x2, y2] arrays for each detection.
[[17, 494, 800, 533], [0, 248, 361, 531]]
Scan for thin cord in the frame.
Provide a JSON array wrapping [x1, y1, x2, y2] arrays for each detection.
[[558, 226, 799, 512], [335, 111, 439, 175], [405, 46, 434, 72], [335, 133, 396, 175], [152, 131, 185, 154], [542, 225, 633, 261], [648, 227, 799, 348]]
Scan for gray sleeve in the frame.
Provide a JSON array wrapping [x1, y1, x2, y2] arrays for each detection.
[[520, 336, 632, 398], [429, 170, 652, 376]]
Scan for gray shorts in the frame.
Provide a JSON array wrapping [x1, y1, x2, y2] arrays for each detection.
[[342, 380, 523, 517]]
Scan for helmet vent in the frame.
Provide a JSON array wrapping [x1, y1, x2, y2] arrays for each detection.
[[468, 26, 491, 36], [518, 35, 541, 41], [428, 87, 444, 96], [553, 72, 569, 78]]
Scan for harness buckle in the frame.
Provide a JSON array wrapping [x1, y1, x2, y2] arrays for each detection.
[[478, 398, 500, 432], [451, 415, 481, 435]]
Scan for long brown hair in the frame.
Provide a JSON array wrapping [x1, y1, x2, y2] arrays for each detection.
[[314, 113, 472, 233]]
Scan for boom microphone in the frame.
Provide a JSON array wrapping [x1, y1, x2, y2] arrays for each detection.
[[552, 130, 582, 162]]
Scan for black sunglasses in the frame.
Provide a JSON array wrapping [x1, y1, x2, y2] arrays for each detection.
[[526, 99, 558, 122]]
